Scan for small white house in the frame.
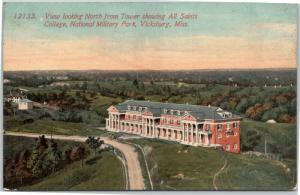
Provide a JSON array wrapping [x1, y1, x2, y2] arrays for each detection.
[[3, 79, 11, 84], [266, 119, 277, 123], [6, 91, 26, 103], [18, 99, 33, 110]]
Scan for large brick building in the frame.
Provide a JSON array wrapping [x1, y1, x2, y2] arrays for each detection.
[[106, 100, 242, 153]]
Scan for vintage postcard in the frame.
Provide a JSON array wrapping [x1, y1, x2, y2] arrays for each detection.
[[2, 2, 297, 191]]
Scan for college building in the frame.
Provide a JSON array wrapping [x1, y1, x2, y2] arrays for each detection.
[[106, 100, 242, 153]]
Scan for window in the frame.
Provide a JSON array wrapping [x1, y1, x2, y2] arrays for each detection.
[[234, 132, 238, 136], [128, 106, 131, 110], [234, 144, 238, 149], [226, 144, 230, 151], [164, 109, 167, 114], [170, 110, 174, 115], [177, 120, 180, 125], [177, 110, 181, 115], [206, 124, 211, 131], [217, 124, 222, 131], [218, 133, 222, 139], [133, 115, 136, 120], [133, 106, 136, 111], [139, 107, 142, 111], [233, 122, 238, 128], [226, 123, 231, 129], [170, 119, 174, 124]]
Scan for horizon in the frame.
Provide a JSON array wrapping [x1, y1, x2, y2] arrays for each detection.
[[3, 67, 297, 72], [3, 3, 297, 71]]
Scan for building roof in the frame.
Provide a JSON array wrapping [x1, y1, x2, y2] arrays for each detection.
[[19, 99, 33, 103], [114, 100, 241, 121]]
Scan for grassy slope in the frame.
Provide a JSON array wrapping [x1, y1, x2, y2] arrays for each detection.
[[4, 135, 124, 190], [127, 138, 296, 190]]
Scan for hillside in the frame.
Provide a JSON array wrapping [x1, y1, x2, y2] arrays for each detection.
[[4, 135, 124, 190], [126, 138, 296, 190]]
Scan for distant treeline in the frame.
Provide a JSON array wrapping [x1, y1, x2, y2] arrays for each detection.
[[4, 69, 296, 87]]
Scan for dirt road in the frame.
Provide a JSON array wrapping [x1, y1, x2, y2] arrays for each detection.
[[4, 131, 145, 190], [213, 159, 227, 190]]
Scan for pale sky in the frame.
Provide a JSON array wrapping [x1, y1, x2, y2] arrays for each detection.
[[3, 3, 298, 71]]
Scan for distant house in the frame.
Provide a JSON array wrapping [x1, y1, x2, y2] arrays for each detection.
[[18, 99, 33, 110], [266, 119, 277, 123], [50, 82, 70, 87], [3, 79, 11, 84], [54, 76, 68, 80], [19, 88, 29, 92], [6, 91, 26, 103]]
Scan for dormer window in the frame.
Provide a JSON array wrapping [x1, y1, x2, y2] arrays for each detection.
[[139, 107, 142, 111], [177, 110, 181, 115], [128, 106, 131, 110], [164, 109, 167, 114], [133, 106, 136, 111], [170, 110, 174, 115]]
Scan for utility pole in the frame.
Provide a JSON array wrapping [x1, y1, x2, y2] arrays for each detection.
[[264, 136, 267, 155], [51, 126, 53, 140]]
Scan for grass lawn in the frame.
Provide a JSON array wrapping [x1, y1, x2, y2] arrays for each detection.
[[4, 116, 110, 137], [90, 94, 123, 109], [241, 119, 296, 157], [126, 138, 296, 190], [4, 135, 125, 191]]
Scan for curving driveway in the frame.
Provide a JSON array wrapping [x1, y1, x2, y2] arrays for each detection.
[[4, 131, 145, 190]]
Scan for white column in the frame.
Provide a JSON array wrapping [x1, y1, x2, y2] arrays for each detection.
[[115, 115, 117, 131], [172, 129, 175, 140], [187, 123, 190, 143], [182, 123, 185, 142], [195, 124, 198, 144], [118, 115, 120, 132], [152, 119, 155, 137], [109, 113, 112, 129], [111, 114, 113, 130]]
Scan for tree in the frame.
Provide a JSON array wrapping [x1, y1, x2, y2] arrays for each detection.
[[70, 146, 87, 167], [85, 136, 104, 156], [90, 91, 97, 98], [133, 79, 139, 88], [27, 135, 48, 170], [241, 130, 261, 151], [75, 91, 81, 97], [44, 139, 62, 174]]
